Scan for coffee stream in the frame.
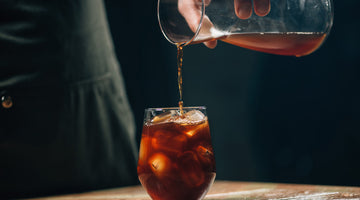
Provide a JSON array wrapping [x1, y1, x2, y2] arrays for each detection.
[[176, 43, 184, 115]]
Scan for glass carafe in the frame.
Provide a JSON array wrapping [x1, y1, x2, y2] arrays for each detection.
[[158, 0, 334, 56]]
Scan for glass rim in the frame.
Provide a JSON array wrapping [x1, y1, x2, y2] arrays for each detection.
[[145, 106, 207, 112], [157, 0, 205, 45]]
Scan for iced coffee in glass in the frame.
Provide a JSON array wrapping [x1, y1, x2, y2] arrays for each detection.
[[137, 107, 216, 200]]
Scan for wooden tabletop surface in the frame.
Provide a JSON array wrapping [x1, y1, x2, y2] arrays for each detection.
[[27, 180, 360, 200]]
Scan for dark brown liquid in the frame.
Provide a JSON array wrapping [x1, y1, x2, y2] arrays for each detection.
[[137, 120, 216, 200], [221, 32, 326, 57], [176, 44, 184, 115]]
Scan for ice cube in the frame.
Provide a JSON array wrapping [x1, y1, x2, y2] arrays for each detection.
[[152, 130, 187, 154], [151, 110, 176, 124], [178, 151, 205, 187], [196, 145, 215, 170], [183, 110, 206, 123], [185, 129, 196, 137], [149, 153, 172, 177], [184, 120, 209, 137], [138, 136, 152, 166]]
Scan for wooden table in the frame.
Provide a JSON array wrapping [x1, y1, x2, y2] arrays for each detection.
[[28, 181, 360, 200]]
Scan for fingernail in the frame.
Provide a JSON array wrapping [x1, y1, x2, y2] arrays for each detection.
[[236, 3, 252, 19], [254, 2, 270, 16]]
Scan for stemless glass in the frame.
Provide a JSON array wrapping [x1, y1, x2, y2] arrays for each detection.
[[158, 0, 334, 56], [137, 107, 216, 200]]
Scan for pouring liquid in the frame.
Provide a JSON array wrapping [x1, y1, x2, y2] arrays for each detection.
[[176, 44, 184, 115]]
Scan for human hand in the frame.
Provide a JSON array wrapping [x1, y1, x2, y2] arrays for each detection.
[[235, 0, 271, 19], [178, 0, 271, 48]]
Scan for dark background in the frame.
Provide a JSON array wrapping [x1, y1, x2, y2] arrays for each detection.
[[105, 0, 360, 186]]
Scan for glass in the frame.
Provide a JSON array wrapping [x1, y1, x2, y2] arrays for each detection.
[[137, 107, 216, 200], [158, 0, 334, 56]]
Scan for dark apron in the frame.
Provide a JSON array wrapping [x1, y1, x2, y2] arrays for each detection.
[[0, 0, 138, 198]]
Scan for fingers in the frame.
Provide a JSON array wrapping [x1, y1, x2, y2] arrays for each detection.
[[179, 0, 217, 48], [204, 40, 217, 49], [198, 15, 217, 48], [253, 0, 271, 16], [178, 0, 203, 32], [234, 0, 270, 19], [234, 0, 253, 19], [204, 0, 211, 7]]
